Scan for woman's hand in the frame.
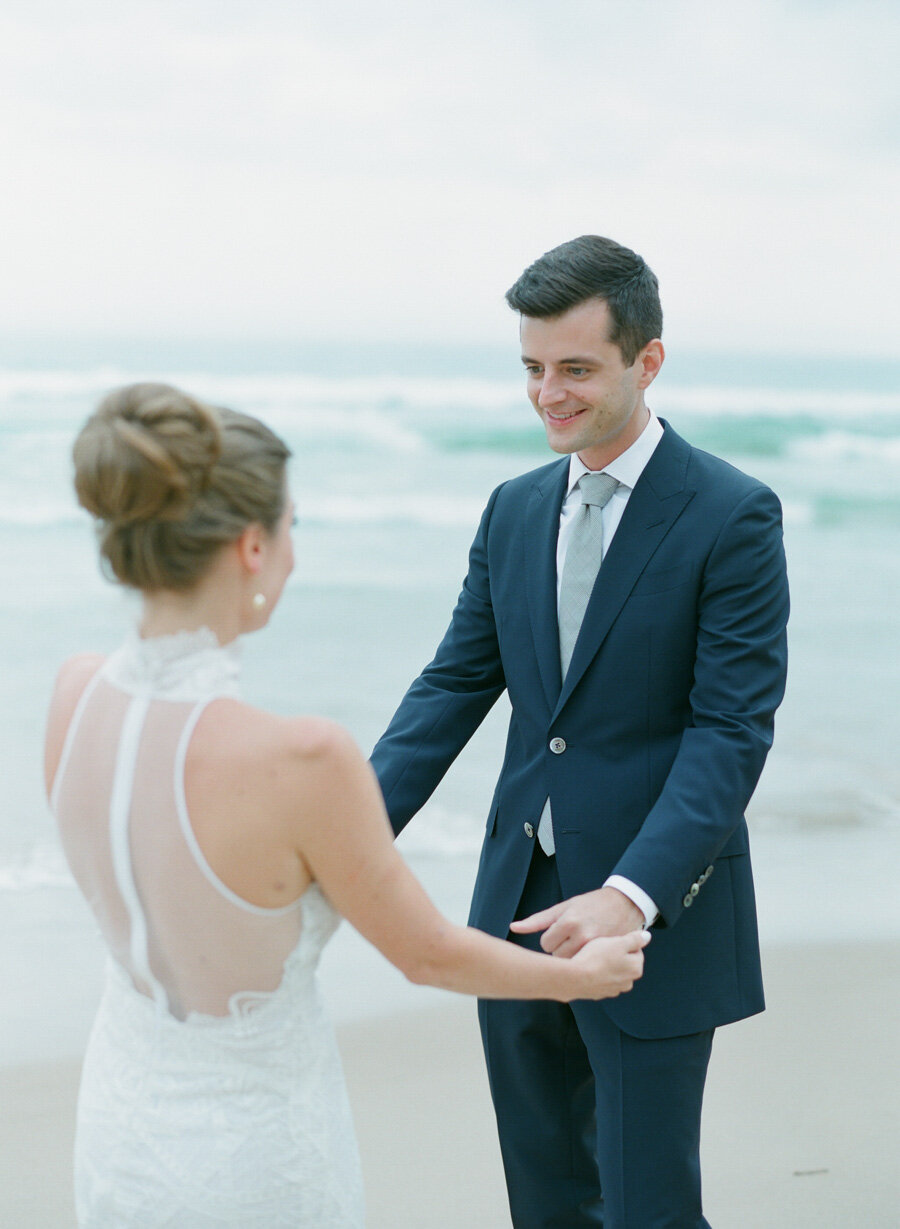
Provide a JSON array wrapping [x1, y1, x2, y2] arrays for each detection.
[[569, 929, 650, 1000]]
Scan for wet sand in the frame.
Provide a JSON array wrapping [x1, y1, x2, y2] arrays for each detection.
[[2, 939, 897, 1227]]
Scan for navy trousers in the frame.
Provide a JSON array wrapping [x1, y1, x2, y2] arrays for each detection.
[[478, 844, 714, 1229]]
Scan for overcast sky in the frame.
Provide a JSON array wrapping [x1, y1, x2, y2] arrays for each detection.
[[0, 0, 896, 354]]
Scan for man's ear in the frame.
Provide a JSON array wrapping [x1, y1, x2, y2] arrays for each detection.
[[636, 339, 665, 389], [235, 523, 265, 575]]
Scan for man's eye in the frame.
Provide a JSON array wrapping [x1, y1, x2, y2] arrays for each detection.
[[525, 366, 542, 377], [568, 367, 587, 377]]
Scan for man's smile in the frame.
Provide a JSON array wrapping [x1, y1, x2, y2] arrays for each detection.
[[544, 408, 586, 422]]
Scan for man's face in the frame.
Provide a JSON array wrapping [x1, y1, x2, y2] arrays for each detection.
[[520, 299, 659, 469]]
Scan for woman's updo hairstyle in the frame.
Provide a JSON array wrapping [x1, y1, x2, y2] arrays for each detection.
[[73, 383, 291, 592]]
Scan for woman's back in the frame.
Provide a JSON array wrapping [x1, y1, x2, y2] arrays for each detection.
[[50, 628, 365, 1227], [52, 629, 305, 1019]]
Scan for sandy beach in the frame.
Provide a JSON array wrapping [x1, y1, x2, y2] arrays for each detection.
[[1, 938, 897, 1228]]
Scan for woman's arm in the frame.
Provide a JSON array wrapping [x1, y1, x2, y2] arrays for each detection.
[[285, 718, 648, 1003]]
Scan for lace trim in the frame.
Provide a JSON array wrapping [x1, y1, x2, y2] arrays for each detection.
[[105, 886, 338, 1028], [102, 626, 242, 702]]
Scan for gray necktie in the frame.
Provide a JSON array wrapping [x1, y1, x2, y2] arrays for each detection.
[[537, 471, 619, 855], [558, 471, 620, 677]]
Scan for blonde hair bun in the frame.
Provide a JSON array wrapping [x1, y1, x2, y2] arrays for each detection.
[[73, 383, 222, 527], [72, 382, 290, 592]]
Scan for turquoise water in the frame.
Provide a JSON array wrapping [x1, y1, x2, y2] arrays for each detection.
[[0, 339, 898, 1062], [1, 342, 898, 884]]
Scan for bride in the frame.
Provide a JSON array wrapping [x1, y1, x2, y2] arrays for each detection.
[[45, 382, 648, 1228]]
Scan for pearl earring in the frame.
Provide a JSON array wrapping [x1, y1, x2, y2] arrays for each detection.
[[252, 593, 267, 611]]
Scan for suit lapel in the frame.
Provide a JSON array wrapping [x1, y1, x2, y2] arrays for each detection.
[[553, 423, 696, 717], [524, 460, 569, 712]]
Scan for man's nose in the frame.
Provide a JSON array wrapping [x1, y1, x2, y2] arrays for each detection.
[[537, 372, 566, 407]]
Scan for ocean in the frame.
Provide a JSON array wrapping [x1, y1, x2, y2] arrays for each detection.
[[1, 339, 898, 1062]]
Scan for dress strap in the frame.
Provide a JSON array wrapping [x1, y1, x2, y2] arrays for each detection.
[[109, 695, 169, 1011], [49, 667, 104, 815], [173, 699, 302, 917]]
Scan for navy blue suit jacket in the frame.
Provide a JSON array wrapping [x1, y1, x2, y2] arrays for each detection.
[[371, 422, 789, 1039]]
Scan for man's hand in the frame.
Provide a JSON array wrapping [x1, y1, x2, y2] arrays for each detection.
[[510, 885, 645, 958]]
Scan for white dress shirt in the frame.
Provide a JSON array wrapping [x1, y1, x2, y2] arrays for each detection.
[[552, 412, 664, 927]]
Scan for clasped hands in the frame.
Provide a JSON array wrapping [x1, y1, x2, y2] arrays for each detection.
[[510, 885, 647, 958]]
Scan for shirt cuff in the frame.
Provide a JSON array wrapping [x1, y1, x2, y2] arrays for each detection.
[[603, 875, 659, 928]]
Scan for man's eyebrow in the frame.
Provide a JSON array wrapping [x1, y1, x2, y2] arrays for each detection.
[[520, 354, 599, 365]]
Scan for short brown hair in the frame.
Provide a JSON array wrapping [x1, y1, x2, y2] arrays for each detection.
[[505, 235, 662, 365], [73, 383, 291, 591]]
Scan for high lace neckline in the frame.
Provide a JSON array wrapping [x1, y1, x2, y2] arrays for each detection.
[[102, 626, 242, 701]]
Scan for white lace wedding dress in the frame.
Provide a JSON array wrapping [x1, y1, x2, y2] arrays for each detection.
[[51, 629, 365, 1228]]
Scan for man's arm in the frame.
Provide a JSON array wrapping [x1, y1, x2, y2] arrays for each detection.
[[370, 484, 508, 836], [515, 483, 789, 950]]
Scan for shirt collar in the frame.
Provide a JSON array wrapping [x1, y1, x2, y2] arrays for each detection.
[[566, 411, 664, 495]]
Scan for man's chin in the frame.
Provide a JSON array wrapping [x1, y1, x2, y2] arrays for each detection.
[[544, 431, 580, 456], [541, 411, 589, 455]]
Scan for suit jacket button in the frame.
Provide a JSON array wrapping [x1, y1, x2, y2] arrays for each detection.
[[549, 737, 566, 754], [683, 894, 693, 908], [524, 822, 535, 838]]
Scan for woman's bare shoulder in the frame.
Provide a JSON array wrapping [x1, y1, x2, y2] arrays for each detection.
[[44, 653, 107, 796], [192, 701, 362, 777], [48, 653, 106, 727], [54, 652, 106, 695]]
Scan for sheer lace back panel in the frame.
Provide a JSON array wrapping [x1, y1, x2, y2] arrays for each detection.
[[52, 631, 303, 1021]]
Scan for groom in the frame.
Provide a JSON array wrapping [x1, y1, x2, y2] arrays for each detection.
[[371, 235, 789, 1228]]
